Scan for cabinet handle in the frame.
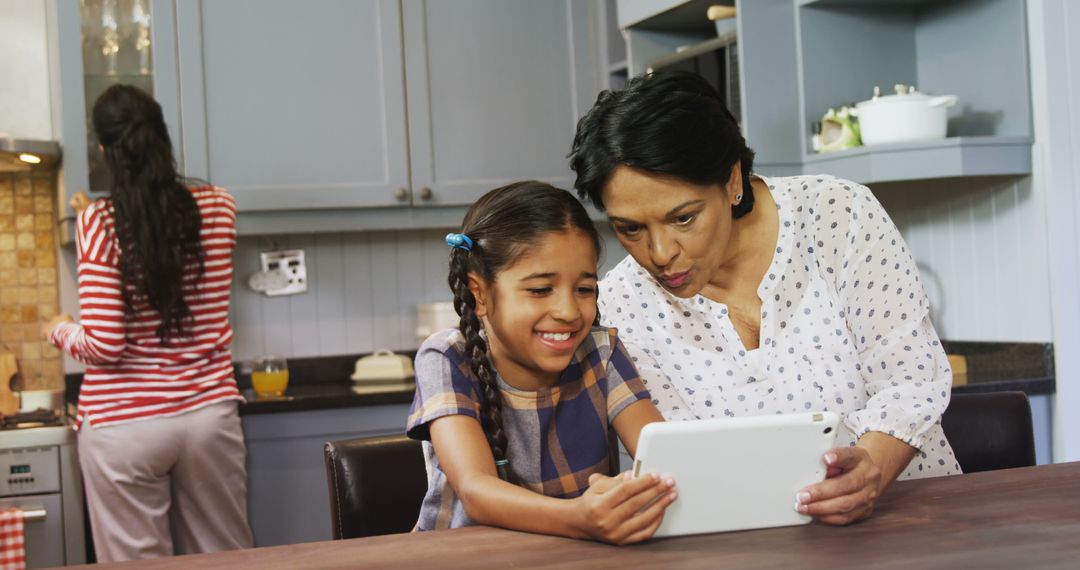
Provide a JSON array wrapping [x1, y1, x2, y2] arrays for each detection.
[[20, 506, 46, 523], [395, 187, 409, 201], [419, 187, 433, 201]]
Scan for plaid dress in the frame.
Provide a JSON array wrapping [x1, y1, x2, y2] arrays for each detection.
[[407, 326, 650, 531]]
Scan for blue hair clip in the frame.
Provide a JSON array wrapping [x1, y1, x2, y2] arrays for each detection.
[[445, 232, 474, 251]]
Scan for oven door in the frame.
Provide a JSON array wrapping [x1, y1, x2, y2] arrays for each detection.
[[0, 495, 64, 569]]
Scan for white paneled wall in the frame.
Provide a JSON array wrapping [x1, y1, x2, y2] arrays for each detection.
[[231, 230, 446, 360], [228, 226, 627, 361], [873, 175, 1052, 343], [228, 175, 1053, 362], [1030, 0, 1080, 461]]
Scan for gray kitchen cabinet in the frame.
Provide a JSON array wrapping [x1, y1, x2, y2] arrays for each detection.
[[596, 0, 629, 91], [401, 0, 597, 207], [242, 403, 410, 547], [174, 0, 410, 213], [173, 0, 598, 230], [52, 0, 601, 236]]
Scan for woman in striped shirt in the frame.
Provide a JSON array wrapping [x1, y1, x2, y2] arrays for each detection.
[[45, 85, 253, 562]]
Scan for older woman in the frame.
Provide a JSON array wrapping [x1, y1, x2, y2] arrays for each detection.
[[569, 71, 959, 525]]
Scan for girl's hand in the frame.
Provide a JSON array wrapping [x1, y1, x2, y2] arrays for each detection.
[[42, 314, 74, 340], [795, 447, 882, 525], [573, 471, 676, 544]]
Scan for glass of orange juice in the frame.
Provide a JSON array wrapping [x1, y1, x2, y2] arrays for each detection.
[[252, 355, 289, 399]]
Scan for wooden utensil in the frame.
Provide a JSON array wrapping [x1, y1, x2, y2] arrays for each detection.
[[0, 352, 21, 416]]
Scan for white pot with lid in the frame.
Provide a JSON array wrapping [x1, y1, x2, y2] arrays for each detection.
[[855, 85, 959, 146]]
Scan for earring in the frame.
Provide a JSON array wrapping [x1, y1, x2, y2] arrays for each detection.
[[734, 193, 743, 204]]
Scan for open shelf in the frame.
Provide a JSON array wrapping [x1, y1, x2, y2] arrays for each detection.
[[612, 0, 1032, 186], [618, 0, 727, 32], [644, 32, 736, 71], [801, 136, 1032, 184], [797, 0, 1030, 160]]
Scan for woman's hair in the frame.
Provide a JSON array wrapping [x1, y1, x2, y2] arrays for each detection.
[[92, 84, 204, 343], [569, 70, 756, 218], [448, 181, 600, 482]]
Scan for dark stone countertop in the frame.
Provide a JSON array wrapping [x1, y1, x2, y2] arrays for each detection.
[[64, 342, 1054, 416], [65, 352, 416, 416], [237, 382, 415, 415], [234, 352, 416, 415], [942, 341, 1055, 396]]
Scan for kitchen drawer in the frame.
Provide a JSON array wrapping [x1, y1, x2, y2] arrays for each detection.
[[0, 494, 64, 569]]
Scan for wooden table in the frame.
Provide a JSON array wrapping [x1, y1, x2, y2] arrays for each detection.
[[76, 462, 1080, 569]]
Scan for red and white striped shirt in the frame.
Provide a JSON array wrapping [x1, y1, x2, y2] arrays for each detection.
[[51, 185, 242, 428]]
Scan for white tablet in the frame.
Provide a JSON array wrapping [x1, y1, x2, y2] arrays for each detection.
[[634, 411, 840, 538]]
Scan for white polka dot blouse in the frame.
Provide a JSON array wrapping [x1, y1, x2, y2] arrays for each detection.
[[599, 175, 960, 479]]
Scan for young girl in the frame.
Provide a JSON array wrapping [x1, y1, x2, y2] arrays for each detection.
[[406, 181, 676, 545]]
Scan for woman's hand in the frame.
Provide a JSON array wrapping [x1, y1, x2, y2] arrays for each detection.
[[795, 447, 882, 525], [42, 314, 74, 340], [572, 471, 676, 544], [69, 191, 91, 214], [796, 432, 917, 525]]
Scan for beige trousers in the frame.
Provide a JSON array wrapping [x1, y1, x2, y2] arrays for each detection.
[[78, 400, 254, 562]]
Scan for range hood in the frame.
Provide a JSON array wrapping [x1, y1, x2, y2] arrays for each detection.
[[0, 135, 61, 173]]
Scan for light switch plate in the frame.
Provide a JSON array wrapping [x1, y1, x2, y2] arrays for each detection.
[[258, 249, 308, 296]]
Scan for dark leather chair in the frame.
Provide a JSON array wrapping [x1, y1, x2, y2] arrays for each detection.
[[324, 429, 624, 539], [940, 391, 1036, 473], [324, 434, 427, 539]]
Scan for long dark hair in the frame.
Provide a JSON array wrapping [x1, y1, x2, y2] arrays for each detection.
[[569, 70, 757, 218], [92, 84, 204, 343], [448, 181, 601, 482]]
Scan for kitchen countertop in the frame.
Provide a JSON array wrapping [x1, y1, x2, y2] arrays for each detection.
[[943, 341, 1055, 396], [64, 352, 416, 416], [233, 351, 416, 415], [237, 382, 414, 415], [64, 342, 1054, 415]]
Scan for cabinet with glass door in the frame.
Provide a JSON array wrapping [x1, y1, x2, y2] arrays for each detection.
[[51, 0, 181, 241]]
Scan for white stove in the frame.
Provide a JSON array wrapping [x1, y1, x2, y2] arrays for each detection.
[[0, 412, 85, 568]]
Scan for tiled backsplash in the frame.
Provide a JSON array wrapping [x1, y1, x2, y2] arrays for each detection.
[[0, 172, 63, 390]]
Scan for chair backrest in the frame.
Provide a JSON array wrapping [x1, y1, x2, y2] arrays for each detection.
[[940, 391, 1036, 474], [324, 434, 427, 539], [324, 429, 624, 539]]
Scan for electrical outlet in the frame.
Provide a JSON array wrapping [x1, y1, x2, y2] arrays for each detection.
[[259, 250, 308, 296]]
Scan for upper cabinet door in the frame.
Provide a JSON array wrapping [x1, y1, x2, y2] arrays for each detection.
[[402, 0, 597, 207], [175, 0, 410, 211]]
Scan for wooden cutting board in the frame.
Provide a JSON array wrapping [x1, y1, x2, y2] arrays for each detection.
[[0, 352, 21, 416]]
